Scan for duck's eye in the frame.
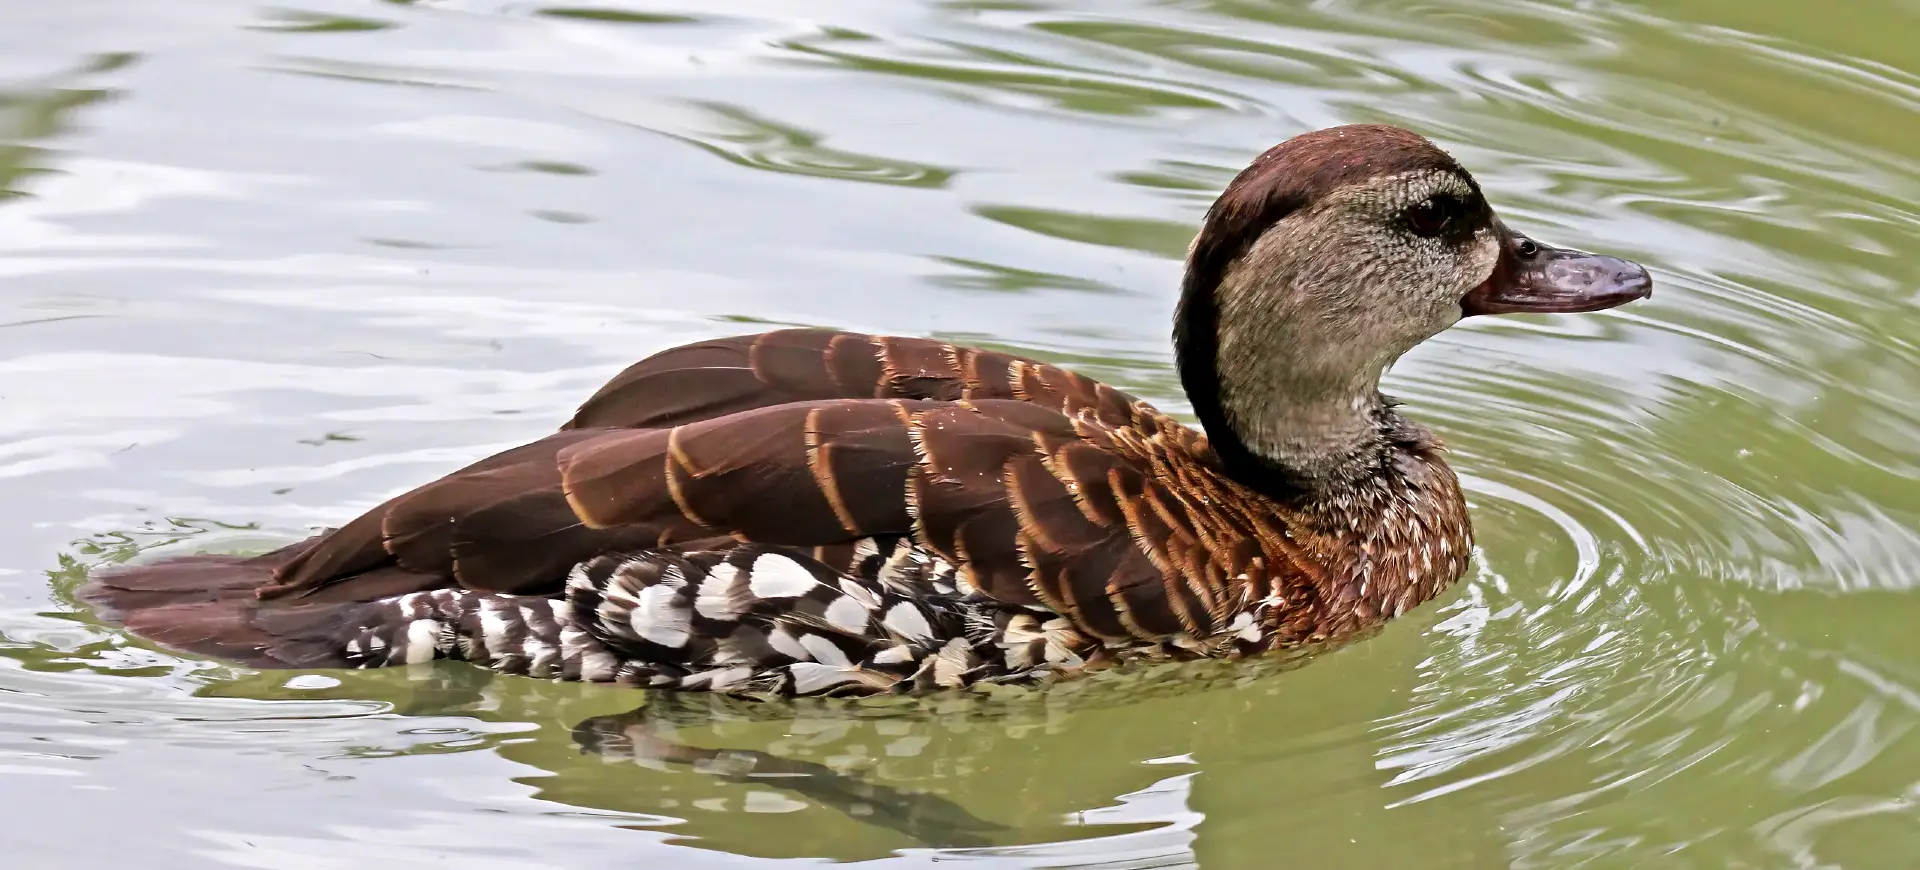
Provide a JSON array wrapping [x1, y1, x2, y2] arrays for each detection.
[[1403, 196, 1458, 238]]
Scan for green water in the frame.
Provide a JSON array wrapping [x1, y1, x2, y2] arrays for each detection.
[[2, 1, 1915, 867]]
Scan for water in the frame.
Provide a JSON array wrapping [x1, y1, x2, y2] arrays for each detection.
[[2, 0, 1915, 866]]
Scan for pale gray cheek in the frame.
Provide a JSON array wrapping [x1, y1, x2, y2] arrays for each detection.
[[1460, 235, 1500, 290], [1397, 243, 1475, 336]]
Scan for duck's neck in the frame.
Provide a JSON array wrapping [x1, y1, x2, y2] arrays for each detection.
[[1174, 208, 1438, 498], [1211, 342, 1394, 494], [1178, 265, 1405, 496]]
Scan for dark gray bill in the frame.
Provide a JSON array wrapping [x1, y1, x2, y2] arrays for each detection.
[[1462, 224, 1652, 316]]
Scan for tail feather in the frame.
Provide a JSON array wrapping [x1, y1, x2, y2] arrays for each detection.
[[77, 541, 429, 669], [79, 535, 464, 669], [81, 553, 284, 621]]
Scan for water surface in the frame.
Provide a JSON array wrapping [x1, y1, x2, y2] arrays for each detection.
[[2, 1, 1916, 867]]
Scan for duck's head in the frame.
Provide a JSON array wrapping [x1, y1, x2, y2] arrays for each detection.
[[1174, 124, 1650, 492]]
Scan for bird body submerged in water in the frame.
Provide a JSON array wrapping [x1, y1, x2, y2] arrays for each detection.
[[80, 125, 1651, 697]]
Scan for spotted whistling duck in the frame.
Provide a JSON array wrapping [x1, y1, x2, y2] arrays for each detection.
[[81, 125, 1651, 696]]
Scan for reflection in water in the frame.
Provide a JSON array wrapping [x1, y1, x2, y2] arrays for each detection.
[[924, 255, 1130, 297], [247, 9, 398, 34], [0, 53, 131, 201], [775, 22, 1262, 118], [971, 204, 1190, 259], [1, 0, 1918, 867], [526, 675, 1216, 863], [630, 101, 955, 188], [534, 8, 702, 27], [571, 702, 1006, 848]]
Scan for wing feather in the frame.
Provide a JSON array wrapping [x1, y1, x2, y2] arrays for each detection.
[[563, 329, 1142, 432], [249, 331, 1228, 645]]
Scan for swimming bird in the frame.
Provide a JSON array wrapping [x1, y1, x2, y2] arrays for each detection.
[[80, 125, 1651, 696]]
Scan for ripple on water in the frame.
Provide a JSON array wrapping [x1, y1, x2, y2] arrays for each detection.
[[772, 20, 1269, 119], [622, 100, 957, 188]]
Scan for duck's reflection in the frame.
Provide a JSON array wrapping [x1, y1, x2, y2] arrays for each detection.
[[569, 697, 1005, 848], [473, 660, 1259, 861], [99, 627, 1254, 861]]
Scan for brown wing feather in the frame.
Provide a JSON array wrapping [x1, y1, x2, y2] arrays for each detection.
[[562, 329, 1142, 432], [250, 330, 1260, 646], [261, 430, 604, 599], [256, 431, 664, 602]]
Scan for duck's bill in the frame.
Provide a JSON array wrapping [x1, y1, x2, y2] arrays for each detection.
[[1462, 226, 1652, 316]]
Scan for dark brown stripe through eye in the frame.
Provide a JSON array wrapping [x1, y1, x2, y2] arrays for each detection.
[[1404, 193, 1466, 239]]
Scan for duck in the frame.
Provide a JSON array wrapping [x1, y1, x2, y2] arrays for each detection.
[[80, 125, 1650, 697]]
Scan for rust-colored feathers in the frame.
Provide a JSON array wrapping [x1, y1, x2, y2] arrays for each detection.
[[250, 330, 1325, 645], [82, 328, 1473, 693]]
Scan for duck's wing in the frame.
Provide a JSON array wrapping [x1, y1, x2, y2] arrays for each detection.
[[562, 329, 1147, 433], [256, 396, 1232, 642]]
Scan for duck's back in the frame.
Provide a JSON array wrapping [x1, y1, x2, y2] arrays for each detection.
[[81, 329, 1306, 694]]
